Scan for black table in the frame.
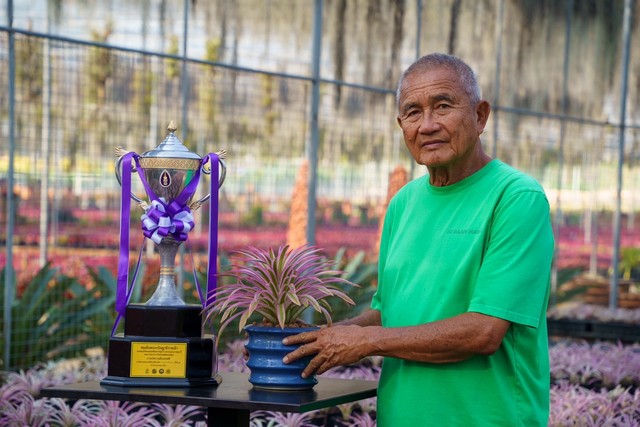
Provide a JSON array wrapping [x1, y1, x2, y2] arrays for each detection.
[[40, 371, 378, 426]]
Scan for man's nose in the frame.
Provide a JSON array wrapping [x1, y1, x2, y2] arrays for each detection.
[[418, 110, 441, 133]]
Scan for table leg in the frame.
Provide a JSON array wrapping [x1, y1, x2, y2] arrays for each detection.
[[207, 407, 250, 427]]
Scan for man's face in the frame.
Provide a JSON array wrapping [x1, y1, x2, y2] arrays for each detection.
[[396, 67, 489, 169]]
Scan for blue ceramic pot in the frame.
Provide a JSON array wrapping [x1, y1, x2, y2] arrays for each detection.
[[244, 325, 320, 390]]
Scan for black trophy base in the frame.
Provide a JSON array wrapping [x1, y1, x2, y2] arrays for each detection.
[[100, 374, 222, 387], [104, 305, 219, 388], [125, 304, 202, 337]]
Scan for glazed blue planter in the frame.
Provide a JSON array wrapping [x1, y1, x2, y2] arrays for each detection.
[[244, 325, 319, 390]]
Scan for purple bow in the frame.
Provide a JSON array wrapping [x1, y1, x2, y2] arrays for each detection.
[[141, 198, 194, 244]]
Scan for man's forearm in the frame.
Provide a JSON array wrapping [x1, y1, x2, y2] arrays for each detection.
[[361, 312, 510, 363], [336, 308, 381, 327]]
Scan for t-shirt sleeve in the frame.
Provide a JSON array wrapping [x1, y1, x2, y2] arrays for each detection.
[[371, 198, 395, 312], [468, 187, 554, 328]]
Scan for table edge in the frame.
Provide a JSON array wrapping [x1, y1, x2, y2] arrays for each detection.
[[39, 372, 378, 413]]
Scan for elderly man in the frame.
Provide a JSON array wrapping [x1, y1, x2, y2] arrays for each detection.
[[284, 53, 554, 426]]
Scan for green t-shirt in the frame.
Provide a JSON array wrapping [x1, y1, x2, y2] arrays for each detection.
[[371, 159, 554, 427]]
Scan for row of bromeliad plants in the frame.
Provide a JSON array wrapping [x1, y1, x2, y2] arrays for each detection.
[[3, 253, 640, 370], [0, 338, 639, 426]]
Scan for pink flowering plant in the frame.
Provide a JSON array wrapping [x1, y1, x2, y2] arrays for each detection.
[[204, 245, 357, 337]]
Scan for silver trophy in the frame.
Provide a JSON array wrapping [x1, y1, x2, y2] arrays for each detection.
[[103, 121, 225, 387], [115, 121, 226, 306]]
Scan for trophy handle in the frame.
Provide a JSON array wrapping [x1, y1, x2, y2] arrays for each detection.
[[114, 149, 144, 204], [189, 154, 227, 210]]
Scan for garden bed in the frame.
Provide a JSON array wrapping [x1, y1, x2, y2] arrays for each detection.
[[1, 338, 639, 426], [548, 302, 640, 342], [548, 318, 640, 342]]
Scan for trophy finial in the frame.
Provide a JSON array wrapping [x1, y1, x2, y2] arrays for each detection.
[[167, 121, 178, 133]]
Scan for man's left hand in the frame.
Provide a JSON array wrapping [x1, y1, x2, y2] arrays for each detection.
[[282, 325, 368, 378]]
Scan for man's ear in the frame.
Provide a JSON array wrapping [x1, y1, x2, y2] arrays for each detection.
[[476, 100, 491, 133]]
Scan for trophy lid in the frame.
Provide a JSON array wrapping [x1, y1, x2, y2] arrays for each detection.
[[140, 121, 201, 160]]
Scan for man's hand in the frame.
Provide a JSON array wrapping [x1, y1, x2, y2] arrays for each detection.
[[282, 325, 369, 378]]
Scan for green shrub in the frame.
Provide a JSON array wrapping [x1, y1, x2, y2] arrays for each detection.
[[313, 248, 378, 324], [0, 264, 116, 370]]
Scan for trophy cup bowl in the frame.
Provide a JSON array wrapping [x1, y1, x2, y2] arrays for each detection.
[[102, 121, 226, 387]]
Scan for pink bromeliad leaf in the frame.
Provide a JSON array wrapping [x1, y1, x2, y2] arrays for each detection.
[[204, 245, 357, 338]]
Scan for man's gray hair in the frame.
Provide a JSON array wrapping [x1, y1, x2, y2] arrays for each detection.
[[395, 53, 481, 110]]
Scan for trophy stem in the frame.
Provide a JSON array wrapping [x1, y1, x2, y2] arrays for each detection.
[[146, 237, 186, 306]]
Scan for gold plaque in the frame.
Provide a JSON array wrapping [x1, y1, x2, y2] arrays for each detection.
[[130, 342, 188, 378]]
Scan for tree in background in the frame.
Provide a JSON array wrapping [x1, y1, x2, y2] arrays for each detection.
[[286, 160, 309, 249], [375, 165, 408, 257]]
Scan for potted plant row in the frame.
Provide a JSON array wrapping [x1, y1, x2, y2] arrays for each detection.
[[547, 301, 640, 342], [204, 245, 357, 390]]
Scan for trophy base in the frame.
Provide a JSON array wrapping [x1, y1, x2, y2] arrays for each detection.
[[104, 305, 219, 388], [100, 374, 222, 387], [125, 304, 203, 337]]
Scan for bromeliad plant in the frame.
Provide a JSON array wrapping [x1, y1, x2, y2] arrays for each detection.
[[204, 245, 357, 338]]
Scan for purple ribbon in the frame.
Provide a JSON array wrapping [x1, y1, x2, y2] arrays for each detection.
[[205, 153, 220, 308], [114, 152, 146, 335], [112, 241, 144, 336], [116, 152, 134, 319]]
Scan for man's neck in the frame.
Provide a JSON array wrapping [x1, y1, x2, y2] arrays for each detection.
[[427, 149, 492, 187]]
